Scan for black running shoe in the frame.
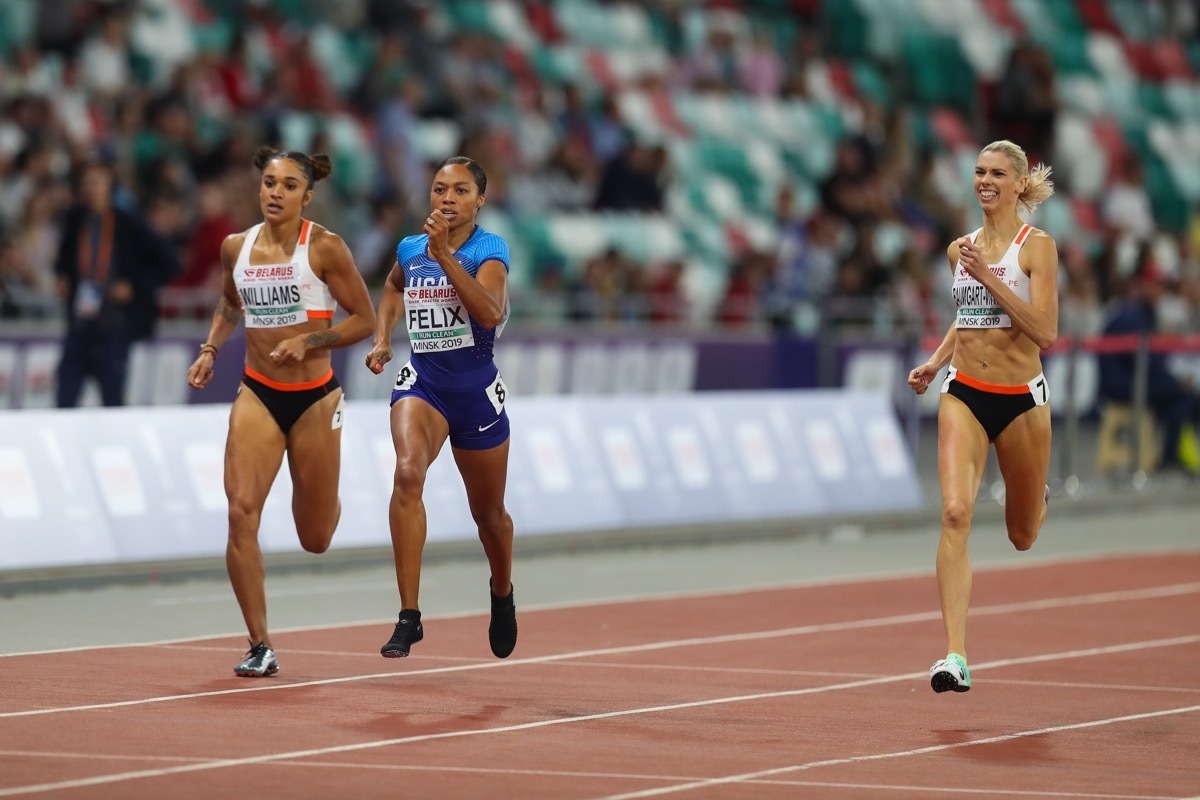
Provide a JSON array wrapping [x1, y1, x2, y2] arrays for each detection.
[[489, 579, 518, 659], [381, 609, 423, 658], [234, 641, 279, 677]]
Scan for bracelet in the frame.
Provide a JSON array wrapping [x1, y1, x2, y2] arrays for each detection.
[[199, 343, 219, 358]]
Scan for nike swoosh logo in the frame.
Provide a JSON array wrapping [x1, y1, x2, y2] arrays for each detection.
[[478, 419, 500, 432]]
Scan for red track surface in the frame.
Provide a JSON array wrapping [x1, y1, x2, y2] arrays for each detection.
[[3, 552, 1199, 799]]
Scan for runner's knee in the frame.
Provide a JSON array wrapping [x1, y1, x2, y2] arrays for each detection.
[[474, 506, 511, 538], [391, 458, 428, 503], [227, 496, 262, 541], [1008, 526, 1037, 551], [941, 499, 973, 534]]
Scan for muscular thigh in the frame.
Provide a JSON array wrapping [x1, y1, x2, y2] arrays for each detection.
[[390, 396, 450, 470], [937, 394, 990, 505], [285, 388, 345, 515], [452, 439, 510, 516], [993, 403, 1052, 504], [225, 388, 287, 505]]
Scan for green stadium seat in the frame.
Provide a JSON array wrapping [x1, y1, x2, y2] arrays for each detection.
[[441, 1, 498, 36], [511, 217, 564, 268], [1103, 79, 1146, 126], [529, 44, 587, 86], [820, 0, 872, 59], [901, 31, 976, 108], [693, 174, 746, 222], [1148, 119, 1200, 201], [1047, 30, 1097, 75], [1041, 0, 1086, 37], [678, 207, 732, 263], [268, 0, 317, 27], [1143, 157, 1190, 230], [1009, 0, 1057, 37], [190, 20, 232, 53], [1162, 82, 1200, 122], [1136, 82, 1172, 120], [851, 60, 892, 109], [1104, 0, 1156, 41]]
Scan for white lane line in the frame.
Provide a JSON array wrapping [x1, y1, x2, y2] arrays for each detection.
[[4, 554, 1196, 659], [284, 762, 1180, 800], [0, 753, 1178, 800], [3, 583, 1199, 719], [1, 638, 1198, 797], [593, 704, 1200, 800], [9, 578, 1200, 662]]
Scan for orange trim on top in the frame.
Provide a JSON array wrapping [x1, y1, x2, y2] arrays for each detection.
[[1014, 224, 1032, 245], [244, 366, 333, 392], [298, 219, 311, 246], [952, 370, 1029, 395], [307, 309, 334, 319]]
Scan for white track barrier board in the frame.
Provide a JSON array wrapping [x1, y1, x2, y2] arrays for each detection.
[[0, 391, 922, 572]]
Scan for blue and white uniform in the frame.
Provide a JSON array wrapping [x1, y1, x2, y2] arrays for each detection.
[[390, 225, 511, 449]]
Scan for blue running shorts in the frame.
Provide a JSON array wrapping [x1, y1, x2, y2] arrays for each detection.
[[389, 360, 510, 450]]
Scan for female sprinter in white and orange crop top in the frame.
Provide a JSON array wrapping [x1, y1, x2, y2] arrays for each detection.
[[187, 147, 376, 677], [907, 139, 1058, 694]]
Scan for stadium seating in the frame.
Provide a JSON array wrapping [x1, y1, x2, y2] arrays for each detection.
[[0, 0, 1196, 328]]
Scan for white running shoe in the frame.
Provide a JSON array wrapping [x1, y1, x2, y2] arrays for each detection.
[[930, 653, 971, 693]]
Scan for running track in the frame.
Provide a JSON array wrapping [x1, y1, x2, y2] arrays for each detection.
[[3, 551, 1198, 799]]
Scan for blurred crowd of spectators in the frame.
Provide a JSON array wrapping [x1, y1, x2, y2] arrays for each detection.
[[1, 0, 1199, 341]]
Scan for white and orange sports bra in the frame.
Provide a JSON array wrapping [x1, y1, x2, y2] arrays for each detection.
[[233, 219, 336, 329], [952, 223, 1034, 330]]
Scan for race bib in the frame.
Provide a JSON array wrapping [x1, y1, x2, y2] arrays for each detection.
[[239, 264, 304, 328], [394, 362, 418, 391], [404, 284, 475, 352], [486, 372, 507, 414], [955, 304, 1012, 329], [331, 393, 346, 430]]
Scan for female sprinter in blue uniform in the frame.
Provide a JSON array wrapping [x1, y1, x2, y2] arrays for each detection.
[[188, 147, 376, 676], [365, 156, 517, 659], [908, 140, 1057, 693]]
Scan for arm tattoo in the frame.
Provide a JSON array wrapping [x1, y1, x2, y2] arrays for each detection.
[[216, 297, 240, 324], [304, 330, 342, 349]]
